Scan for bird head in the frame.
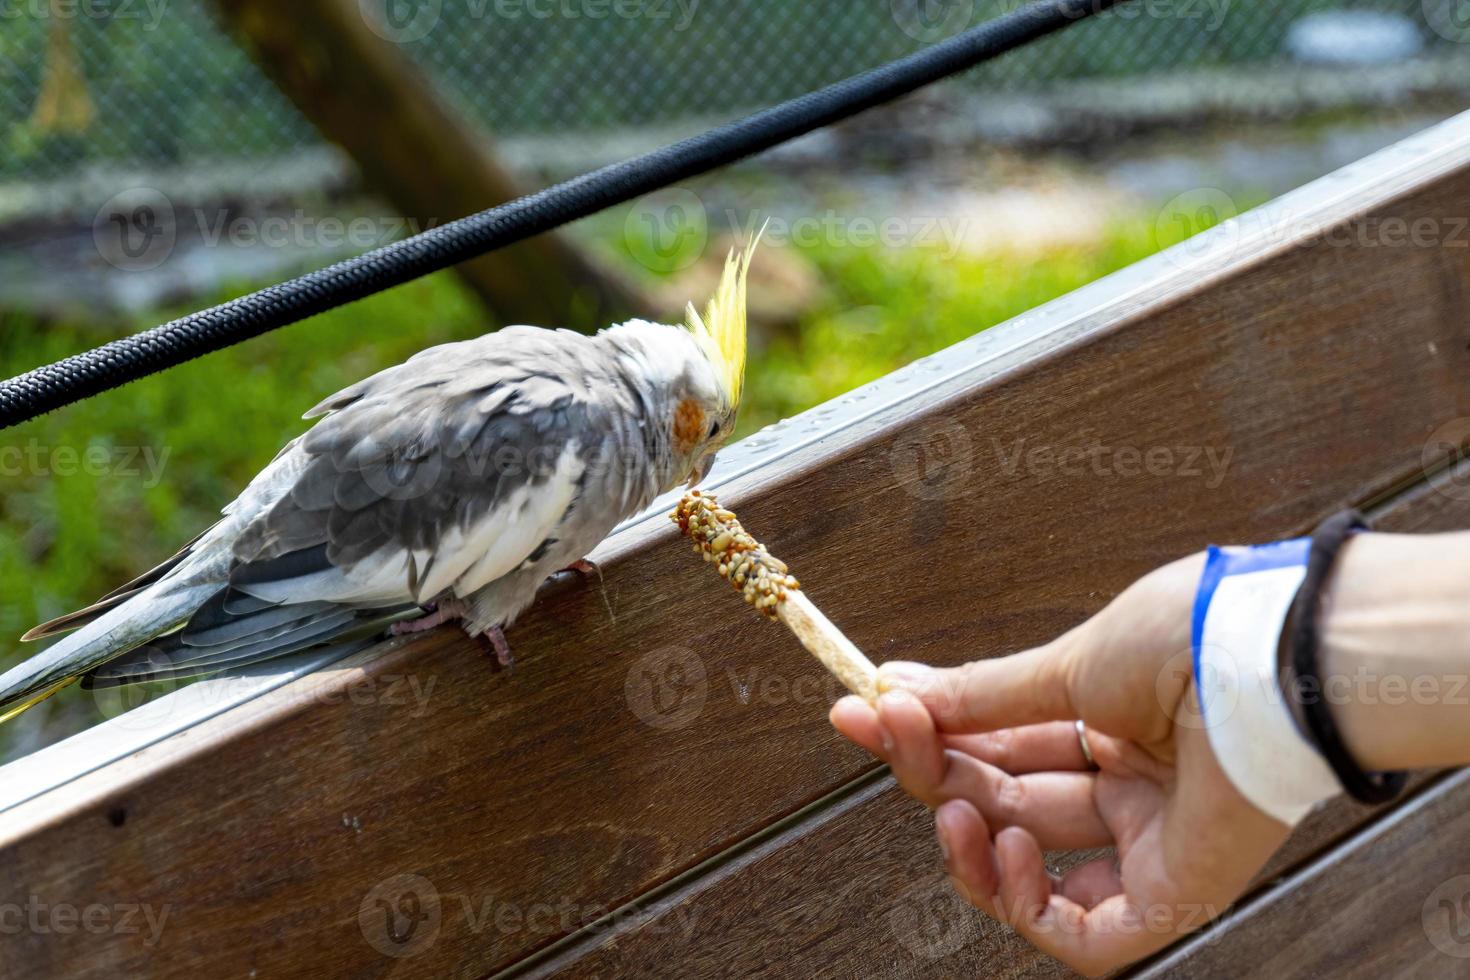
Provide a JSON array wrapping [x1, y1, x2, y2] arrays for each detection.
[[672, 232, 760, 487]]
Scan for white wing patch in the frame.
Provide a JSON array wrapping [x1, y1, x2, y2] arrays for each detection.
[[450, 442, 585, 597], [232, 443, 586, 608]]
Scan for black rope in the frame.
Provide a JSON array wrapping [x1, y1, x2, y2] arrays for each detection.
[[0, 0, 1123, 430]]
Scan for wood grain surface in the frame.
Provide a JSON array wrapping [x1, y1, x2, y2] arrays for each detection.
[[1134, 769, 1470, 979], [509, 463, 1470, 980], [2, 133, 1469, 978]]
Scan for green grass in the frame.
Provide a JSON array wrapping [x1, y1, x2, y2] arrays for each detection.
[[0, 201, 1215, 754]]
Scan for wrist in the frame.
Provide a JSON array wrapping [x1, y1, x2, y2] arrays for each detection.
[[1318, 532, 1470, 770]]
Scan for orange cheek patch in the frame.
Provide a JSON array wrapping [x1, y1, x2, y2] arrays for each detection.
[[673, 398, 706, 455]]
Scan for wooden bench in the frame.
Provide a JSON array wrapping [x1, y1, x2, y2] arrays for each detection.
[[4, 111, 1470, 978]]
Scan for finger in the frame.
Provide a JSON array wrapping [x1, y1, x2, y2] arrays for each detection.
[[938, 752, 1112, 850], [1056, 856, 1123, 910], [934, 799, 999, 915], [946, 721, 1099, 774], [829, 696, 887, 760], [878, 639, 1078, 735], [952, 817, 1167, 975], [1009, 894, 1172, 978], [993, 826, 1053, 928], [993, 834, 1150, 975], [877, 690, 947, 804]]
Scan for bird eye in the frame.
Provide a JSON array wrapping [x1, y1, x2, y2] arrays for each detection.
[[707, 421, 721, 440]]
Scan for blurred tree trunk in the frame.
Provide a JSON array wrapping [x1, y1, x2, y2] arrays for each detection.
[[32, 17, 94, 135], [213, 0, 648, 330]]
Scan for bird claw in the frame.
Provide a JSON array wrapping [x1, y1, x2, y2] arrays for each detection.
[[391, 598, 470, 635], [392, 603, 514, 670], [475, 625, 514, 671], [562, 558, 600, 578]]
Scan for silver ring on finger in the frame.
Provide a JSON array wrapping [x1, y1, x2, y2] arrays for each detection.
[[1076, 719, 1099, 771]]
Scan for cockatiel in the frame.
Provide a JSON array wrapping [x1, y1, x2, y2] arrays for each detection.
[[0, 239, 759, 723]]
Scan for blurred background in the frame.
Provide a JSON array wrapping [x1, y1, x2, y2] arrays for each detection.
[[2, 0, 1468, 757]]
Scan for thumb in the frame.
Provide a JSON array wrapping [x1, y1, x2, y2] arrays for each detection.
[[877, 636, 1079, 735]]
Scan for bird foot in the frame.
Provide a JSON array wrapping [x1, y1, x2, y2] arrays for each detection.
[[391, 598, 470, 636], [393, 602, 514, 670], [474, 624, 514, 670]]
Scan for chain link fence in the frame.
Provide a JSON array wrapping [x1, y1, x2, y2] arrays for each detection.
[[3, 0, 1469, 188]]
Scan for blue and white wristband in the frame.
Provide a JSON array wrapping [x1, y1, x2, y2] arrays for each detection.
[[1191, 539, 1341, 825]]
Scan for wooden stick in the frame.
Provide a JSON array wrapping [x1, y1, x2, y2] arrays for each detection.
[[671, 491, 879, 703]]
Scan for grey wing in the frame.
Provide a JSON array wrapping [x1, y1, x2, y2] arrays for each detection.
[[224, 327, 601, 610], [75, 328, 609, 691], [16, 328, 611, 700]]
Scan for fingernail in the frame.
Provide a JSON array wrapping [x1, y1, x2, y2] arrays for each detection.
[[878, 720, 895, 754], [948, 874, 974, 905], [879, 689, 913, 709], [934, 814, 952, 864], [878, 661, 935, 693]]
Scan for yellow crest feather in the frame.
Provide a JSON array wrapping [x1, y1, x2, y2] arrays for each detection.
[[686, 228, 762, 406]]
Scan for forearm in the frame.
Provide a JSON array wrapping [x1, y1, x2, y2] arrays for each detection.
[[1320, 531, 1470, 771]]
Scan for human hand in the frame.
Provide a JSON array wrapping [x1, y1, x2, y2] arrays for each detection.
[[831, 554, 1292, 976]]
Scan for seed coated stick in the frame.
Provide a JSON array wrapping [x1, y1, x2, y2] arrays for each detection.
[[671, 490, 878, 703]]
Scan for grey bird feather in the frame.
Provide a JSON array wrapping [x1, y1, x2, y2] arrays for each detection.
[[0, 239, 758, 723]]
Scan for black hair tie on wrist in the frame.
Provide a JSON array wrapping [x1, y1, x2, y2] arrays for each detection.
[[1285, 509, 1408, 805]]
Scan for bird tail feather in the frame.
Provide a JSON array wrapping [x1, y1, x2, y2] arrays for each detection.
[[0, 581, 215, 719]]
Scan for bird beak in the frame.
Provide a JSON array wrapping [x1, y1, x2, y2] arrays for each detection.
[[688, 452, 717, 488]]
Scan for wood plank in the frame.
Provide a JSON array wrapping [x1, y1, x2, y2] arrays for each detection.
[[1133, 769, 1470, 979], [3, 115, 1470, 978], [506, 460, 1470, 980]]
